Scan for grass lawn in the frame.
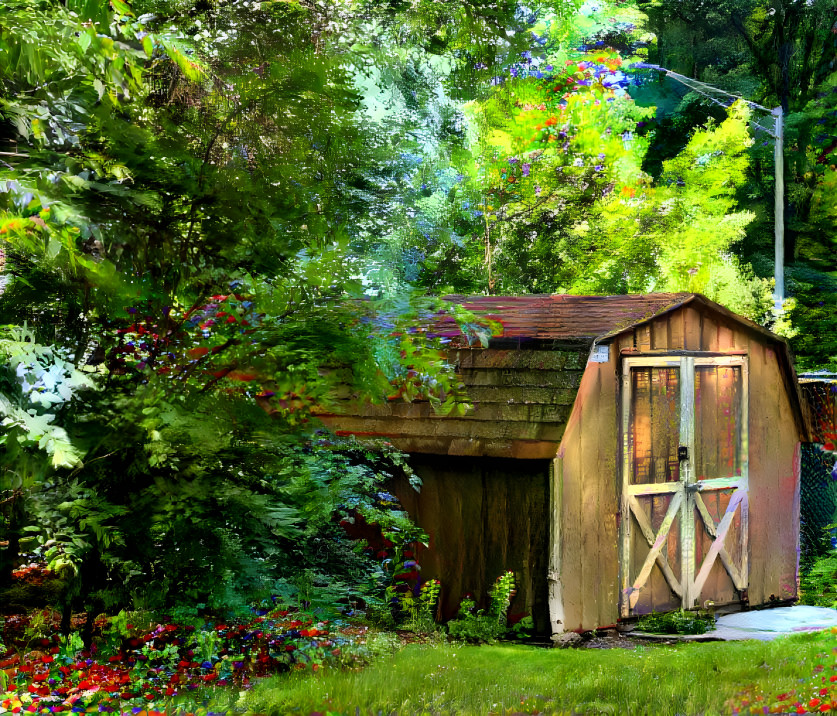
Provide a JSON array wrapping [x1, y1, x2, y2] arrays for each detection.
[[242, 630, 837, 715]]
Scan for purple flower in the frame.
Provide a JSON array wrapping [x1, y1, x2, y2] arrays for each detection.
[[594, 165, 604, 171], [522, 163, 530, 177], [534, 185, 541, 195], [545, 64, 553, 71], [508, 157, 518, 164]]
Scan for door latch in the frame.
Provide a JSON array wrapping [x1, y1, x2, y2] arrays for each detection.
[[678, 445, 689, 461]]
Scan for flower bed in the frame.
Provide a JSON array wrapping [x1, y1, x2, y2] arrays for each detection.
[[1, 606, 372, 715]]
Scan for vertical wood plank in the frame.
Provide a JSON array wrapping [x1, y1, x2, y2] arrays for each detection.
[[684, 307, 702, 351], [597, 354, 620, 628], [651, 317, 668, 351], [620, 354, 632, 618], [668, 310, 685, 350], [701, 314, 719, 352], [638, 324, 652, 351], [718, 323, 734, 352], [549, 457, 565, 633], [561, 396, 585, 630], [581, 364, 603, 629], [745, 337, 767, 605]]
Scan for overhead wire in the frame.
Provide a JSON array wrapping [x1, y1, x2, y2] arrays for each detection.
[[636, 65, 778, 138]]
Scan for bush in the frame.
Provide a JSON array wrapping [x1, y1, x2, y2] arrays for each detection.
[[446, 571, 517, 643], [634, 609, 714, 635], [800, 546, 837, 608]]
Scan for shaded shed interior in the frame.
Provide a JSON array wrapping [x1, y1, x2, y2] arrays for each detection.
[[390, 455, 551, 635]]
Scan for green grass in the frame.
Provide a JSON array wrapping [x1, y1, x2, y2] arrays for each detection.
[[241, 631, 836, 715]]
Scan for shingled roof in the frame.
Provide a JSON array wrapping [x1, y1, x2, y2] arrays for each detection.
[[432, 293, 692, 343], [430, 292, 790, 350], [318, 292, 811, 456]]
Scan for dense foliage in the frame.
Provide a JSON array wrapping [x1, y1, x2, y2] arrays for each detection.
[[0, 0, 493, 618], [2, 0, 837, 651]]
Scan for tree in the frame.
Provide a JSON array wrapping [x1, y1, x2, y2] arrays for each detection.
[[0, 0, 482, 616]]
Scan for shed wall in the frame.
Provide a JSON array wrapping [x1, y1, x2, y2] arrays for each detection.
[[554, 307, 801, 632], [391, 455, 551, 635]]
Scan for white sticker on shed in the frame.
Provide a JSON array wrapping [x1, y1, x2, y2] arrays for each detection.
[[589, 344, 610, 363]]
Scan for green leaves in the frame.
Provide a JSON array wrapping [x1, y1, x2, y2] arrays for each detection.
[[0, 325, 97, 468]]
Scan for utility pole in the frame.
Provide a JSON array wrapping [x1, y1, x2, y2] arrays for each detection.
[[634, 64, 785, 314], [772, 107, 784, 312]]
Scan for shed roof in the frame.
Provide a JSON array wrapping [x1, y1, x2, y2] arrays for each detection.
[[433, 293, 692, 343], [318, 293, 812, 453], [432, 292, 787, 348]]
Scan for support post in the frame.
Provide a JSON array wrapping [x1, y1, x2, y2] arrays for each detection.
[[773, 107, 784, 314]]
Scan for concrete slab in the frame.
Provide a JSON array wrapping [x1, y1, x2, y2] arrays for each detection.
[[706, 606, 837, 641], [629, 606, 837, 642]]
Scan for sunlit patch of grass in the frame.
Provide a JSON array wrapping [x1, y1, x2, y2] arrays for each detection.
[[244, 630, 835, 715]]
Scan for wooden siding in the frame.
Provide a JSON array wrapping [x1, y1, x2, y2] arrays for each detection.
[[553, 357, 621, 632], [319, 348, 588, 458], [554, 306, 802, 631], [391, 455, 551, 634]]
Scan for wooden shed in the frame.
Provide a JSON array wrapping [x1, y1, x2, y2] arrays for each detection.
[[319, 293, 811, 634]]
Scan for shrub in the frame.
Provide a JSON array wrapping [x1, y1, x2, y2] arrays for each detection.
[[800, 545, 837, 608], [634, 609, 714, 635], [446, 571, 517, 643]]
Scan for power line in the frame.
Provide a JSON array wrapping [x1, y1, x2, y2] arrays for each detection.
[[631, 62, 785, 313], [633, 63, 772, 114]]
